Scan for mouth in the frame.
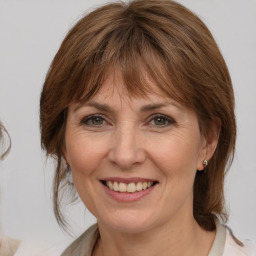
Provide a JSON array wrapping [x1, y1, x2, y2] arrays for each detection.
[[100, 180, 158, 193]]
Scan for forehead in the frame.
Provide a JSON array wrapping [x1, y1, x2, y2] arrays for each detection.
[[71, 69, 186, 115], [84, 69, 173, 103], [72, 61, 194, 115]]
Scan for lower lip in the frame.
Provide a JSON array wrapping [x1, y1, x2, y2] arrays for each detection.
[[102, 183, 157, 202]]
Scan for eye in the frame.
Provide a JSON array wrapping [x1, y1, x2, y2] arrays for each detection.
[[149, 114, 175, 127], [81, 115, 107, 127]]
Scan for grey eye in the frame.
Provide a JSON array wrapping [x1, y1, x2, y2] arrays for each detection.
[[90, 116, 104, 125], [82, 115, 106, 126], [149, 115, 175, 127], [153, 117, 168, 126]]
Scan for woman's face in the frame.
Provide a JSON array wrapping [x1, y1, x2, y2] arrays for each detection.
[[64, 71, 209, 233]]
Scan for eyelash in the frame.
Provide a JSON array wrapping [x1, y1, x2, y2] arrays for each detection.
[[80, 114, 175, 128]]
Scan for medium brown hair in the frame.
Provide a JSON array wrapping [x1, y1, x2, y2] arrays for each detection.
[[40, 0, 236, 231]]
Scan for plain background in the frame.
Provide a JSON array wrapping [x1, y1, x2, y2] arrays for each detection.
[[0, 0, 255, 254]]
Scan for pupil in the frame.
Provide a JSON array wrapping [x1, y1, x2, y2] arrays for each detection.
[[92, 117, 103, 125], [155, 117, 165, 125]]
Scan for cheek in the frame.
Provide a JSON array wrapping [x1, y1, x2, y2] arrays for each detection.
[[65, 136, 108, 206], [66, 135, 108, 177], [147, 134, 202, 178]]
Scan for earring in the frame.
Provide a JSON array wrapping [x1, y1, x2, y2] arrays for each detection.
[[203, 159, 208, 172], [66, 164, 74, 185]]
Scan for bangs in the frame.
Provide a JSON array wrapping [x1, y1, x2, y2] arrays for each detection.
[[65, 21, 189, 107]]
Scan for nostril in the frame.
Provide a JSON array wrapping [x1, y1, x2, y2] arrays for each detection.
[[107, 134, 146, 169], [108, 150, 146, 170]]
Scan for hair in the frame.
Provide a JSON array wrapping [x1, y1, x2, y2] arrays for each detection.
[[0, 121, 11, 160], [40, 0, 236, 231]]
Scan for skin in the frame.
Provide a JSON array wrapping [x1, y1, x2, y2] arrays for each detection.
[[64, 71, 219, 256]]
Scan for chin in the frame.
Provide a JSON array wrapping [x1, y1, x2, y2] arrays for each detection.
[[98, 210, 158, 234]]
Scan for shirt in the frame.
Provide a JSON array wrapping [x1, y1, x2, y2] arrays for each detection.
[[61, 220, 256, 256]]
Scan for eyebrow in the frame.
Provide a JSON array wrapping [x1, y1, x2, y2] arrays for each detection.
[[73, 102, 114, 113], [73, 101, 181, 113], [140, 103, 180, 112]]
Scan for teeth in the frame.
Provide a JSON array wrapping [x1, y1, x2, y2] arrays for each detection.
[[136, 182, 143, 191], [119, 182, 126, 192], [113, 181, 119, 191], [108, 181, 113, 190], [142, 182, 148, 190], [127, 183, 136, 193], [105, 181, 154, 193]]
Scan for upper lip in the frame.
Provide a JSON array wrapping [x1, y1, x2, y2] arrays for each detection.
[[100, 177, 158, 184]]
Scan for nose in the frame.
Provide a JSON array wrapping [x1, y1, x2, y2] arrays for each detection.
[[108, 126, 146, 170]]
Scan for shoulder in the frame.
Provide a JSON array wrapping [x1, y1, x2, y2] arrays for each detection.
[[223, 227, 256, 256], [61, 224, 99, 256]]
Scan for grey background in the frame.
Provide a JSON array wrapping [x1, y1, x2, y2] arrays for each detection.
[[0, 0, 255, 254]]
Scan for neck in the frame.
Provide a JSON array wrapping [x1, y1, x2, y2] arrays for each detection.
[[94, 215, 215, 256]]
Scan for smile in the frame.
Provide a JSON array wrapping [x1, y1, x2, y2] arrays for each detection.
[[100, 178, 158, 202], [104, 181, 155, 193]]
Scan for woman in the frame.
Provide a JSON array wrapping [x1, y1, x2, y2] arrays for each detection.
[[0, 122, 21, 256], [40, 0, 256, 255]]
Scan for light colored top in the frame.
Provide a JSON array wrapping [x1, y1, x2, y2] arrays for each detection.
[[61, 225, 99, 256], [61, 220, 256, 256], [0, 236, 21, 256], [208, 219, 226, 256]]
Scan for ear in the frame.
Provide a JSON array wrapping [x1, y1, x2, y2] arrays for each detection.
[[197, 119, 221, 171]]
